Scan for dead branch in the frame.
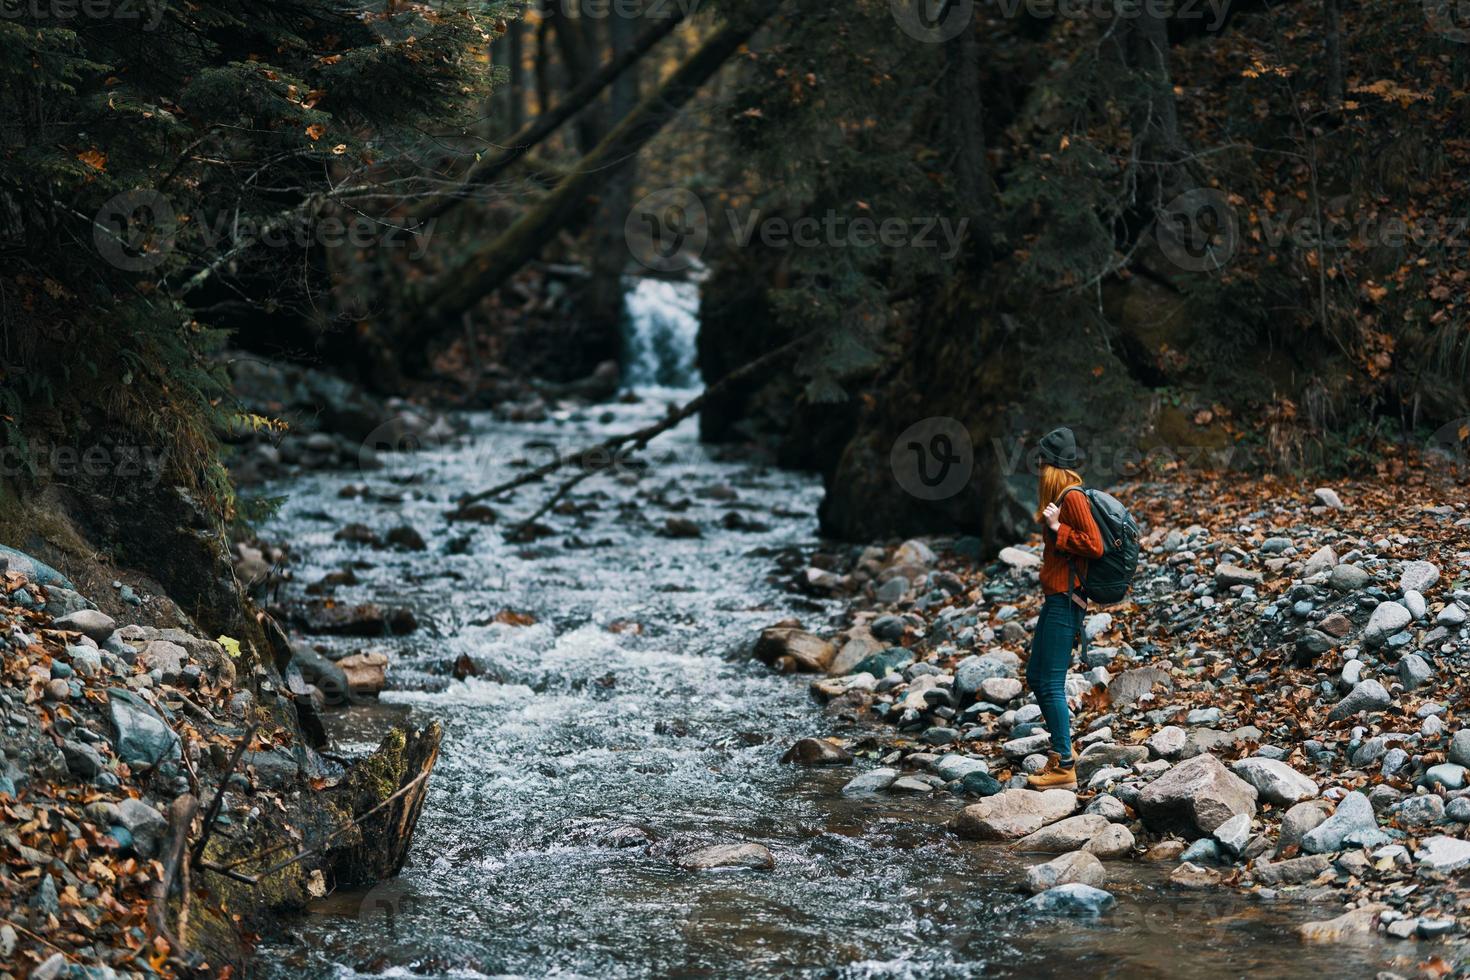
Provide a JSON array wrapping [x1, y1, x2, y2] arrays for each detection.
[[456, 330, 818, 516]]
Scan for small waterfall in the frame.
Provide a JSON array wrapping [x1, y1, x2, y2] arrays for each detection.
[[621, 277, 702, 391]]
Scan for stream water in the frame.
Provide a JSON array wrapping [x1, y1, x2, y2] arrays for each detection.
[[254, 287, 1415, 978]]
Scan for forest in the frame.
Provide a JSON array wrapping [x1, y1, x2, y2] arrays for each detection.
[[0, 0, 1468, 975]]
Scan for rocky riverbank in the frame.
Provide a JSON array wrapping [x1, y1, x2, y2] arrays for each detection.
[[0, 507, 439, 970], [758, 462, 1469, 963]]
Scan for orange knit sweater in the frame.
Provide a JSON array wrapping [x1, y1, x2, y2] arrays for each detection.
[[1040, 489, 1105, 596]]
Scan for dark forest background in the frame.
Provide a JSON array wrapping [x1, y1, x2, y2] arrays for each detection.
[[2, 0, 1469, 624]]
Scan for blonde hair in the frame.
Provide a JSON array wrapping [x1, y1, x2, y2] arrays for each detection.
[[1035, 464, 1084, 522]]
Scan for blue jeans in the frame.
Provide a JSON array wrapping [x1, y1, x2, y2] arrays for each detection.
[[1026, 593, 1082, 763]]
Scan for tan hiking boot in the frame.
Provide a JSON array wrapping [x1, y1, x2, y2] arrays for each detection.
[[1026, 752, 1077, 789]]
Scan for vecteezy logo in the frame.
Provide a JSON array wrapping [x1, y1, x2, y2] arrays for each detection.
[[1426, 417, 1470, 479], [358, 412, 444, 484], [93, 189, 177, 272], [625, 188, 708, 273], [890, 0, 974, 43], [356, 879, 422, 938], [890, 417, 974, 500], [1425, 0, 1470, 42], [1156, 188, 1239, 273]]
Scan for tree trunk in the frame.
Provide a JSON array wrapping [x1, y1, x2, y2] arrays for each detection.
[[943, 8, 993, 267], [507, 18, 526, 131], [547, 4, 604, 152], [585, 9, 644, 345], [535, 16, 553, 116], [418, 10, 685, 224], [1323, 0, 1345, 108], [395, 0, 783, 370]]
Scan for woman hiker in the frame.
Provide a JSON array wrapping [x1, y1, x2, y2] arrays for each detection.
[[1024, 426, 1104, 790]]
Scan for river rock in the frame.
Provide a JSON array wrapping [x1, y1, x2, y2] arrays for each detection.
[[953, 788, 1077, 841], [1252, 853, 1331, 886], [1398, 653, 1432, 690], [1279, 800, 1333, 853], [1025, 850, 1106, 894], [336, 651, 389, 695], [52, 609, 115, 642], [999, 547, 1041, 570], [1399, 560, 1439, 594], [1363, 602, 1411, 647], [1451, 730, 1470, 768], [1076, 744, 1148, 784], [106, 689, 181, 767], [842, 768, 899, 795], [1003, 733, 1053, 760], [1085, 794, 1128, 823], [828, 633, 884, 675], [1312, 487, 1344, 509], [1215, 564, 1262, 587], [1327, 679, 1392, 721], [781, 738, 852, 766], [138, 639, 187, 678], [117, 798, 167, 858], [1328, 564, 1370, 592], [1413, 835, 1470, 872], [676, 843, 775, 871], [754, 627, 835, 673], [934, 754, 988, 781], [1011, 814, 1112, 854], [1230, 758, 1318, 806], [979, 676, 1023, 704], [1300, 792, 1377, 854], [1302, 545, 1337, 577], [1396, 794, 1444, 826], [954, 654, 1018, 698], [1082, 824, 1134, 859], [1022, 883, 1114, 916], [893, 539, 937, 567], [1297, 904, 1387, 942], [60, 740, 104, 779], [1424, 763, 1466, 790], [1107, 667, 1172, 709], [1146, 726, 1186, 760], [1138, 753, 1257, 836], [1212, 812, 1252, 856], [1169, 862, 1222, 889]]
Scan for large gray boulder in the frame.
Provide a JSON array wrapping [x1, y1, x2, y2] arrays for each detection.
[[1137, 753, 1257, 836], [1076, 743, 1149, 783], [1327, 679, 1393, 721], [1022, 883, 1115, 916], [1024, 851, 1106, 894], [1300, 792, 1379, 854], [953, 789, 1077, 841], [954, 654, 1019, 698], [1399, 561, 1440, 595], [117, 798, 167, 858], [106, 689, 181, 767], [1230, 758, 1319, 806], [52, 609, 116, 643], [1363, 602, 1411, 647], [1011, 814, 1112, 854], [1413, 836, 1470, 872], [1279, 800, 1333, 853]]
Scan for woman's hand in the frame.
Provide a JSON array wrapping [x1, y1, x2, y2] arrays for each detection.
[[1042, 502, 1061, 532]]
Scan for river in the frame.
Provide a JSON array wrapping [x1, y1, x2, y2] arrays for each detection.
[[254, 285, 1409, 978]]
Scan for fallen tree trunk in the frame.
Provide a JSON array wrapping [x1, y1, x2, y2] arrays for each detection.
[[396, 0, 782, 370], [454, 327, 816, 512], [417, 11, 683, 224]]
